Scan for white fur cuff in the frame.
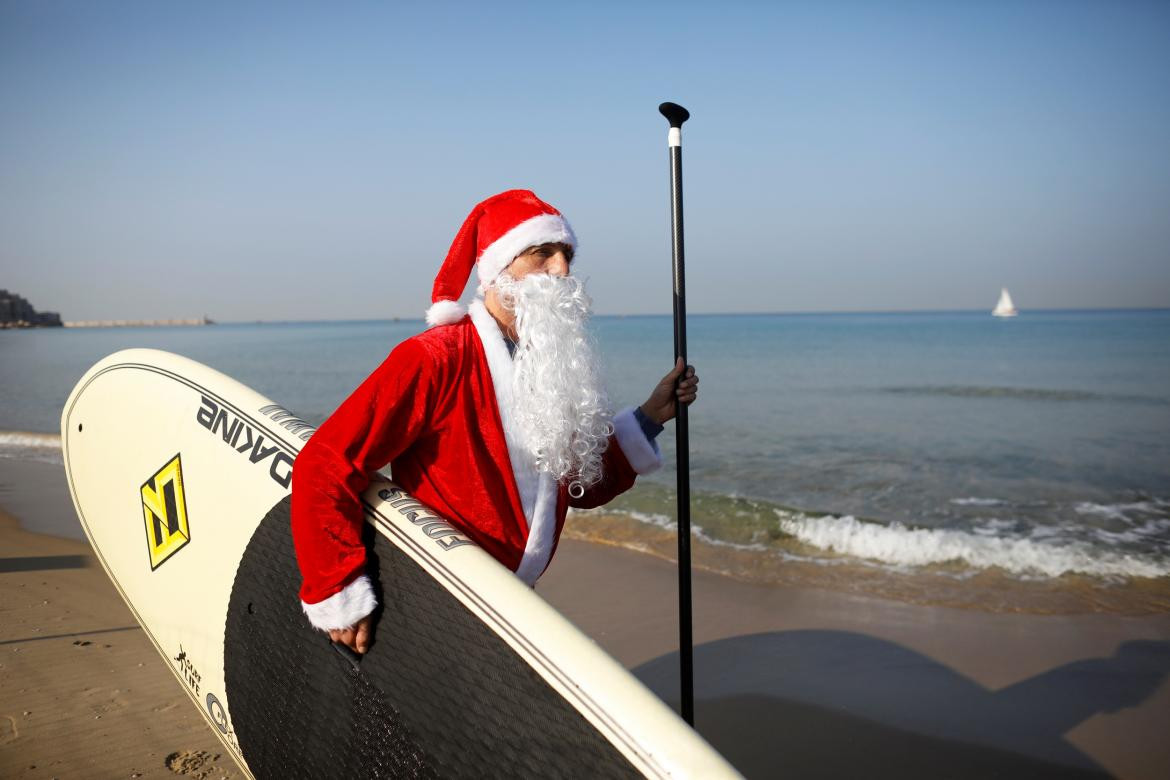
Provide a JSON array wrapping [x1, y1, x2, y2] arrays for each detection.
[[612, 406, 664, 474], [426, 299, 467, 328], [301, 574, 378, 631]]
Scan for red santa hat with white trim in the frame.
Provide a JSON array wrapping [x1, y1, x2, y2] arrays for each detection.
[[425, 189, 577, 327]]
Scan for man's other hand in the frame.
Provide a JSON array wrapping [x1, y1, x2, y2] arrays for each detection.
[[329, 615, 373, 654], [641, 358, 699, 425]]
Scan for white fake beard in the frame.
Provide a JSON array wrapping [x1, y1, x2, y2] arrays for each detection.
[[494, 272, 613, 496]]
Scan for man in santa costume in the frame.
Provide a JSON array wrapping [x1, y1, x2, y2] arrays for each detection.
[[291, 189, 698, 654]]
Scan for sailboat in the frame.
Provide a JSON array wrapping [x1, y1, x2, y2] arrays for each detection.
[[992, 288, 1018, 318]]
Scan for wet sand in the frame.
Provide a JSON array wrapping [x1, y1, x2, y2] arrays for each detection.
[[2, 456, 1169, 779], [0, 461, 237, 778]]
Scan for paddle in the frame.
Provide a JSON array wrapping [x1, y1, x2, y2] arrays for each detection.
[[658, 100, 694, 726]]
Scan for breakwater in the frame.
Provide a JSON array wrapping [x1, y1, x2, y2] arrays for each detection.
[[63, 317, 214, 328]]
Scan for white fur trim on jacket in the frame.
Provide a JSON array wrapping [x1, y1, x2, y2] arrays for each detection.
[[612, 406, 664, 474], [476, 213, 576, 293], [301, 573, 377, 631], [468, 300, 539, 518], [425, 299, 467, 328], [514, 473, 558, 585], [468, 299, 558, 582]]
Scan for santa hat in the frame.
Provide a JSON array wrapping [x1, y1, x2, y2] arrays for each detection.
[[425, 189, 577, 327]]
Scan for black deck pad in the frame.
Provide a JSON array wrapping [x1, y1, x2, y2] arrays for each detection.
[[224, 496, 640, 779]]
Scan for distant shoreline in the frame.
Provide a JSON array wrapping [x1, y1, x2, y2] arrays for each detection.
[[170, 306, 1170, 326], [7, 307, 1163, 329]]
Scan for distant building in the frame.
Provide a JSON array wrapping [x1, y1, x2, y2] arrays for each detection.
[[0, 289, 63, 328]]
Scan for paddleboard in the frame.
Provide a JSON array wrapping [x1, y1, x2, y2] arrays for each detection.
[[61, 348, 739, 779]]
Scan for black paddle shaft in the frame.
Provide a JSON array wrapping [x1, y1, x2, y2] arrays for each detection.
[[658, 100, 694, 727]]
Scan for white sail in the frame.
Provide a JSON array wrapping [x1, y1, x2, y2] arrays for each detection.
[[992, 288, 1018, 317]]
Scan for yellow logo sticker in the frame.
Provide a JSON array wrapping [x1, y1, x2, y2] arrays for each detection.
[[141, 453, 191, 570]]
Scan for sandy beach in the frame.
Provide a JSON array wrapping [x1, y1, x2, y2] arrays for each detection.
[[0, 458, 237, 780], [2, 455, 1169, 779]]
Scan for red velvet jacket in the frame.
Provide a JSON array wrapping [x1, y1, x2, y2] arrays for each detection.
[[291, 304, 661, 628]]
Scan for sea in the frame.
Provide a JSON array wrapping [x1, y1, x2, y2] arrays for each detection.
[[3, 309, 1168, 614]]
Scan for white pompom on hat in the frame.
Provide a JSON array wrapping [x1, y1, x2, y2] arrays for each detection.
[[425, 189, 576, 327]]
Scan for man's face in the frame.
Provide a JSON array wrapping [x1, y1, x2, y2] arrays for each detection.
[[484, 242, 577, 341], [507, 243, 572, 281]]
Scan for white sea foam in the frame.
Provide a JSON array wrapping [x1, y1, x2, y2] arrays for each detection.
[[971, 518, 1015, 536], [1092, 519, 1170, 548], [1027, 524, 1066, 540], [950, 497, 1006, 507], [0, 430, 63, 464], [0, 431, 62, 450], [1073, 501, 1166, 523], [775, 511, 1170, 579]]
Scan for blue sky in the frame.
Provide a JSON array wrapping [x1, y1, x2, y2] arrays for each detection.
[[2, 0, 1168, 320]]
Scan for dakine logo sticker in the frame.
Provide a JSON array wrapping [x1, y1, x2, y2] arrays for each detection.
[[141, 453, 191, 569], [196, 396, 294, 488]]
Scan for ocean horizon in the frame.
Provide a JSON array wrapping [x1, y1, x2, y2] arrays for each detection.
[[187, 305, 1170, 326]]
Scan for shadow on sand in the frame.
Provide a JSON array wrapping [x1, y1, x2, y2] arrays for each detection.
[[0, 554, 88, 573], [632, 631, 1170, 779]]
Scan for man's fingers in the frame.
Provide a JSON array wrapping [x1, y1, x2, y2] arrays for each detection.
[[647, 360, 696, 422], [326, 616, 374, 654], [662, 358, 691, 389], [330, 624, 362, 653], [355, 619, 371, 654]]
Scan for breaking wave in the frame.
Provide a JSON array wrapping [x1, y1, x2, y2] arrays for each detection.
[[775, 511, 1170, 579], [0, 430, 63, 463], [0, 430, 62, 449]]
